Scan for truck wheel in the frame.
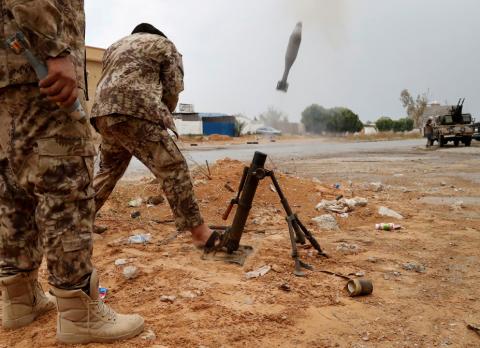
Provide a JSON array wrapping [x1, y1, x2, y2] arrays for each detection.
[[439, 136, 445, 147], [464, 137, 472, 147], [454, 139, 459, 147]]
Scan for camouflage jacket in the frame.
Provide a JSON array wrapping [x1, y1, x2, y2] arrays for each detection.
[[0, 0, 86, 91], [90, 33, 184, 133]]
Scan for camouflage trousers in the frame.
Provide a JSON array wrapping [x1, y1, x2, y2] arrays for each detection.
[[0, 84, 94, 289], [93, 115, 204, 231]]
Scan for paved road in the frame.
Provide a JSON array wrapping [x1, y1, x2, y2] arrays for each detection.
[[120, 138, 425, 178]]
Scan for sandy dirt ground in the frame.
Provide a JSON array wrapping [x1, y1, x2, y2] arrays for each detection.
[[1, 142, 480, 347]]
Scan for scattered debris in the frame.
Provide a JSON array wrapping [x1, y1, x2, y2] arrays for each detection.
[[141, 329, 157, 341], [193, 179, 207, 186], [146, 195, 165, 206], [99, 287, 108, 300], [375, 223, 402, 231], [316, 197, 368, 214], [333, 183, 341, 189], [160, 295, 176, 303], [128, 198, 143, 207], [312, 214, 339, 230], [93, 225, 108, 234], [336, 242, 360, 255], [279, 283, 292, 292], [245, 265, 271, 279], [131, 211, 141, 219], [467, 323, 480, 336], [123, 266, 139, 280], [128, 233, 152, 244], [402, 262, 426, 273], [378, 206, 404, 220], [179, 291, 197, 299], [367, 257, 378, 263], [114, 258, 128, 266], [269, 184, 277, 193], [451, 200, 464, 211], [224, 183, 235, 192], [440, 181, 447, 186], [368, 182, 384, 192], [340, 213, 349, 219]]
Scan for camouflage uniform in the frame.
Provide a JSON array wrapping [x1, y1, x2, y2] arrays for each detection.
[[0, 0, 94, 289], [91, 33, 204, 231]]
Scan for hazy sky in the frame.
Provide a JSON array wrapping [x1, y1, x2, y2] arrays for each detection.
[[85, 0, 480, 122]]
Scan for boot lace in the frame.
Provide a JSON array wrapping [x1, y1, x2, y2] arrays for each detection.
[[95, 299, 117, 321]]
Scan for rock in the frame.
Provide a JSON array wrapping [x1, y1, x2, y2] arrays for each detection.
[[367, 257, 378, 263], [279, 283, 291, 292], [160, 295, 176, 303], [131, 211, 141, 219], [146, 195, 165, 205], [369, 182, 384, 192], [312, 214, 339, 231], [179, 291, 197, 299], [114, 258, 128, 266], [128, 198, 143, 207], [141, 329, 156, 341], [440, 181, 447, 186], [378, 206, 404, 220], [123, 266, 139, 280], [245, 265, 271, 279], [345, 197, 368, 208], [402, 262, 426, 273], [336, 242, 360, 255], [93, 225, 108, 234]]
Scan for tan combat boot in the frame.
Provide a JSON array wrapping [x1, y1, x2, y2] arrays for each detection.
[[0, 270, 55, 329], [51, 269, 144, 344]]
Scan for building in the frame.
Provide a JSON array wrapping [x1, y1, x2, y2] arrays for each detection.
[[421, 102, 452, 127], [363, 124, 378, 135], [85, 46, 105, 113], [199, 113, 236, 137]]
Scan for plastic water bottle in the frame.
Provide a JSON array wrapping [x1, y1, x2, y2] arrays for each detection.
[[375, 223, 401, 231]]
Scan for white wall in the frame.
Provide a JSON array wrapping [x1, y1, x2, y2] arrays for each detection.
[[364, 126, 378, 135], [174, 119, 203, 135]]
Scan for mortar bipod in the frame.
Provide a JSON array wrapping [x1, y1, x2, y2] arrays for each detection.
[[209, 151, 328, 276]]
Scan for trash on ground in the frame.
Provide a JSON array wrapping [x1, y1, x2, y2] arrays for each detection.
[[224, 183, 235, 192], [245, 265, 271, 279], [123, 266, 139, 280], [340, 213, 349, 218], [279, 283, 291, 292], [270, 184, 277, 193], [146, 195, 165, 206], [114, 258, 128, 266], [128, 233, 152, 244], [99, 287, 108, 300], [378, 206, 404, 219], [160, 295, 176, 303], [402, 262, 426, 273], [346, 278, 373, 297], [333, 183, 341, 189], [131, 211, 141, 219], [368, 182, 384, 192], [336, 242, 360, 255], [128, 198, 143, 207], [451, 200, 464, 211], [179, 291, 198, 299], [140, 329, 156, 341], [316, 197, 368, 214], [375, 223, 402, 231], [312, 214, 339, 230]]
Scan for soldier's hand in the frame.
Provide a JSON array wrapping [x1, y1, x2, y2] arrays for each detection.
[[39, 56, 78, 108]]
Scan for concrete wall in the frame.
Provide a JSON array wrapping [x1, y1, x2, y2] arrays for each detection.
[[85, 46, 105, 113], [174, 119, 203, 135]]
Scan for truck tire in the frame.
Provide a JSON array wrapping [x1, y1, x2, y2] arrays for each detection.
[[464, 137, 472, 147], [439, 135, 445, 147]]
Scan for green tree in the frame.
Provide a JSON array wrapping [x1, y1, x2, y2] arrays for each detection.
[[400, 89, 428, 127], [376, 117, 394, 131], [301, 105, 362, 134]]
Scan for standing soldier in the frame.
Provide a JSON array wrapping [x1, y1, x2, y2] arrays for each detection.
[[91, 23, 213, 248], [0, 0, 144, 344], [424, 118, 434, 147]]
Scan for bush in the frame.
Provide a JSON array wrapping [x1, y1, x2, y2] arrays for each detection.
[[376, 117, 414, 132], [302, 104, 363, 134]]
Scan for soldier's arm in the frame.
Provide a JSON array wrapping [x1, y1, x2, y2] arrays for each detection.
[[5, 0, 78, 107], [159, 41, 184, 113]]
